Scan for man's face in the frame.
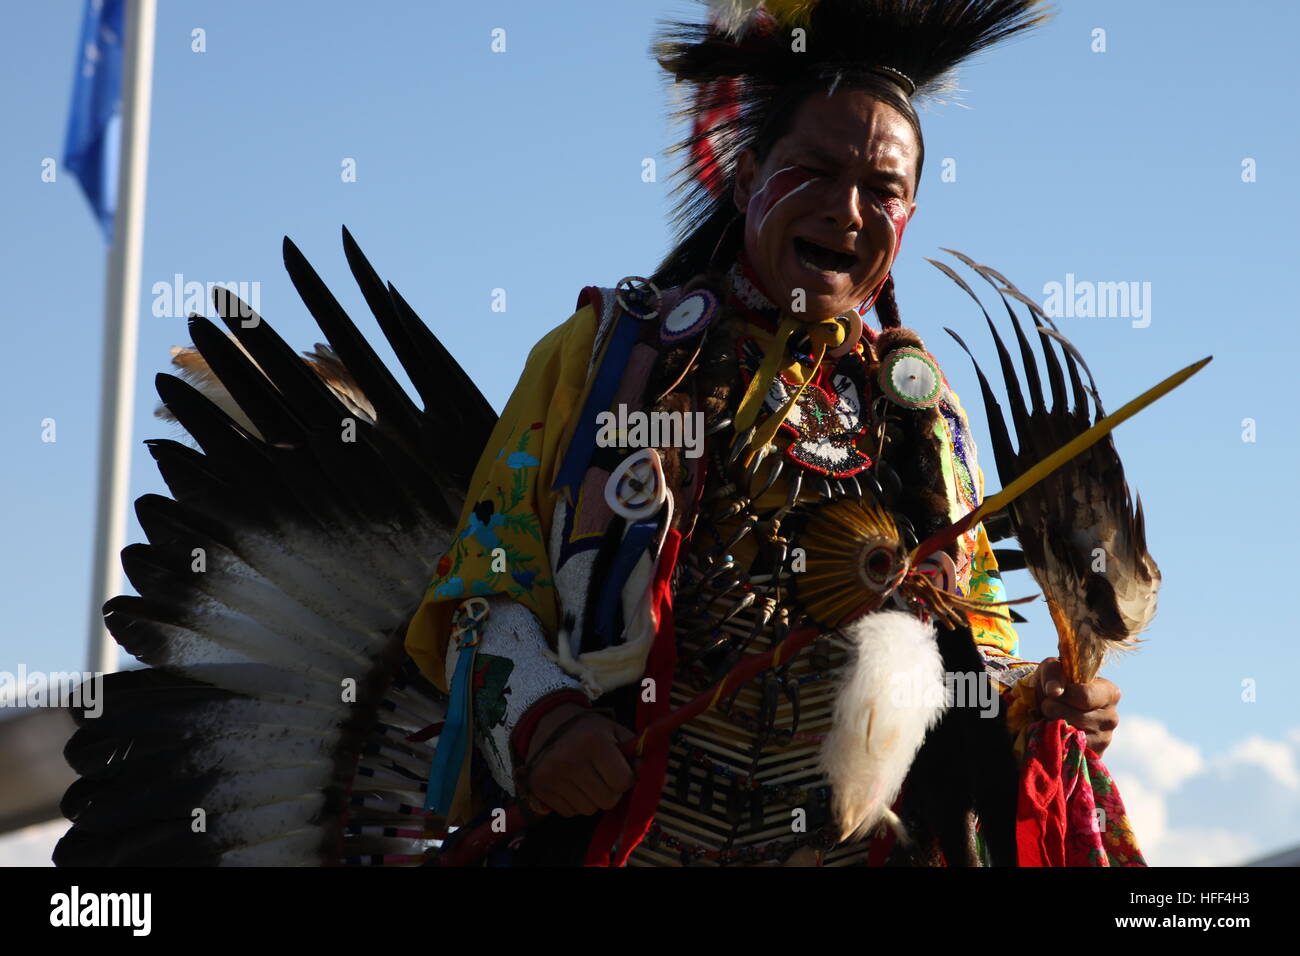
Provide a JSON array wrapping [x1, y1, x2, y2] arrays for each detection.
[[733, 87, 919, 322]]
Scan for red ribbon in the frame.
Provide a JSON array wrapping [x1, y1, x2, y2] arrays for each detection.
[[584, 530, 681, 866]]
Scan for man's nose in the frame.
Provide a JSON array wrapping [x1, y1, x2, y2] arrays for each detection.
[[824, 179, 866, 232]]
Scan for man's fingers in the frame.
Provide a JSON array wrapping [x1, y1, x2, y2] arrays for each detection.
[[609, 724, 645, 774], [526, 713, 641, 816], [571, 763, 624, 812], [1062, 678, 1118, 712], [591, 741, 636, 796], [536, 752, 625, 813], [1040, 696, 1086, 724], [1040, 697, 1119, 733], [1032, 666, 1122, 757], [537, 756, 606, 815], [610, 722, 638, 743], [534, 787, 578, 818], [559, 781, 600, 816], [1037, 657, 1064, 698], [1039, 696, 1066, 722]]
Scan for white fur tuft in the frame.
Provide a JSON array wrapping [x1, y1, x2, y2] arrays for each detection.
[[818, 610, 948, 844]]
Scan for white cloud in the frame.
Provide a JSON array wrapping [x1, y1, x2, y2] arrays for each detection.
[[1219, 736, 1300, 790], [1103, 717, 1300, 866], [1111, 777, 1166, 847], [1106, 715, 1203, 791]]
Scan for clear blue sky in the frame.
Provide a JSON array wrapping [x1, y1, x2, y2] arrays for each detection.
[[3, 0, 1298, 865]]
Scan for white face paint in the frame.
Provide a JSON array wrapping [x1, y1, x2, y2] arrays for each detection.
[[749, 165, 822, 239]]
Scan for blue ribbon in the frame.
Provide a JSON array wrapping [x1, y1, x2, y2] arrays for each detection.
[[552, 311, 640, 496], [424, 632, 479, 815]]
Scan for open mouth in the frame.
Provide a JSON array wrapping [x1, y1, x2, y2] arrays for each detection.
[[793, 236, 857, 275]]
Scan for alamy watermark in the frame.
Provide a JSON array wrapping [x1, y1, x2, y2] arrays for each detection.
[[1041, 273, 1152, 328], [595, 404, 706, 460], [0, 666, 102, 718], [152, 273, 261, 323], [50, 886, 151, 936], [889, 669, 1001, 718]]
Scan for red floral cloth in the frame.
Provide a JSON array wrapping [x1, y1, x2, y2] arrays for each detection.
[[1016, 718, 1146, 867]]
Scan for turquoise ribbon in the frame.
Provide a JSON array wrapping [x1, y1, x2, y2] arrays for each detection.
[[424, 606, 485, 815]]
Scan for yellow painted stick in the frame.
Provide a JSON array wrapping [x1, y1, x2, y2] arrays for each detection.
[[910, 355, 1212, 565]]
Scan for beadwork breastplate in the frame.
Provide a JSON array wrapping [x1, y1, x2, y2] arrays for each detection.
[[619, 255, 998, 866], [628, 320, 901, 867], [626, 475, 874, 866]]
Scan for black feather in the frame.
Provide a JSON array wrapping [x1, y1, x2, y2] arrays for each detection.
[[58, 231, 472, 866]]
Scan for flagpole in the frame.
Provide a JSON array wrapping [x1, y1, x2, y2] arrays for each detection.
[[87, 0, 156, 675]]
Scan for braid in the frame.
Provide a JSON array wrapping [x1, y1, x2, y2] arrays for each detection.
[[874, 273, 902, 330]]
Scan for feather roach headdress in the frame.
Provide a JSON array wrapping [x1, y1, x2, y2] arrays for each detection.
[[653, 0, 1051, 285]]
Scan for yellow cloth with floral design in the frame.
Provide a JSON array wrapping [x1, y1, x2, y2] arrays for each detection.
[[404, 305, 596, 694]]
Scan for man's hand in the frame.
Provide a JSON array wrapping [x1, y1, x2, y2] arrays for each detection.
[[1035, 657, 1121, 756], [523, 703, 638, 817]]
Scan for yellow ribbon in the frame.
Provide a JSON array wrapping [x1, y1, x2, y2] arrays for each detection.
[[732, 316, 846, 467]]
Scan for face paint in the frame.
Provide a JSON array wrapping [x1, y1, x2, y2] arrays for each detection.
[[748, 165, 821, 240], [748, 159, 913, 320], [856, 277, 888, 317], [879, 195, 909, 256], [852, 194, 909, 317], [852, 190, 908, 260]]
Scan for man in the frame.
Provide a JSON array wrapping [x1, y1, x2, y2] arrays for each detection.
[[405, 0, 1136, 866]]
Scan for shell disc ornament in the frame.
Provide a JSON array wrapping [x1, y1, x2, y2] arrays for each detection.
[[605, 448, 667, 520], [791, 497, 909, 628], [660, 288, 719, 343], [615, 276, 662, 321], [879, 346, 943, 409]]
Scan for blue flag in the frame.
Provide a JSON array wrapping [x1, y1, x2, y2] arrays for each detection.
[[64, 0, 126, 239]]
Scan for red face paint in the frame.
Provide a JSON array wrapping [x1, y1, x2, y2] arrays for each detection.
[[879, 195, 909, 257], [855, 195, 910, 317], [748, 165, 821, 239]]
